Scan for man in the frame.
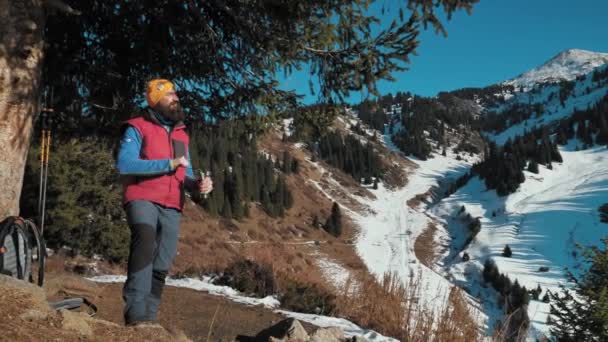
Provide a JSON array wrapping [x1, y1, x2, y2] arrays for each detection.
[[116, 79, 213, 325]]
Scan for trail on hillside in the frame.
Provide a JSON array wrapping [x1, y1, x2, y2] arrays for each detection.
[[350, 148, 477, 312]]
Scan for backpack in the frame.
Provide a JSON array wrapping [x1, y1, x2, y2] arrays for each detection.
[[0, 216, 45, 286], [0, 216, 98, 315]]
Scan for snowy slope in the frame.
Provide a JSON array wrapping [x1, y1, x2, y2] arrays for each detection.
[[309, 49, 608, 339], [432, 143, 608, 338], [307, 115, 483, 314], [505, 49, 608, 89], [489, 64, 608, 145], [348, 128, 480, 314]]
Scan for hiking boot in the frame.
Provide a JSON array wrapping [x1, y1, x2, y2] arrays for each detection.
[[127, 320, 160, 328]]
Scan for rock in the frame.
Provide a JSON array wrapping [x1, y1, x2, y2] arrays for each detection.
[[60, 309, 92, 336], [44, 274, 99, 300], [350, 336, 369, 342], [310, 327, 344, 342], [0, 274, 51, 314], [255, 318, 310, 342], [19, 309, 48, 322]]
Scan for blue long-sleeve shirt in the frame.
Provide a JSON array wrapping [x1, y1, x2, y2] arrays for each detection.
[[116, 126, 195, 179]]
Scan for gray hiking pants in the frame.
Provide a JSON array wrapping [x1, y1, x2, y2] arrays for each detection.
[[122, 200, 181, 325]]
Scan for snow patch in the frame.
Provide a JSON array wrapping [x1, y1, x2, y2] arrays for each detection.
[[315, 255, 351, 289], [88, 275, 281, 309], [282, 118, 294, 137]]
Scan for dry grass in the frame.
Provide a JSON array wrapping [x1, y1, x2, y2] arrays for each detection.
[[335, 272, 483, 342], [0, 274, 192, 342], [406, 187, 437, 208], [244, 243, 327, 288], [434, 287, 483, 341], [491, 307, 531, 342], [414, 222, 440, 267], [407, 193, 428, 208]]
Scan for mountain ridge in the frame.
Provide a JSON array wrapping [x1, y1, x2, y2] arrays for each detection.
[[504, 48, 608, 89]]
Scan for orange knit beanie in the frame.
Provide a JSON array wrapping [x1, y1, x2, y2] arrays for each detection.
[[146, 79, 174, 108]]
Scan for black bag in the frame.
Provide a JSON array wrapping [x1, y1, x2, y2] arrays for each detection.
[[0, 216, 97, 316], [0, 216, 45, 286]]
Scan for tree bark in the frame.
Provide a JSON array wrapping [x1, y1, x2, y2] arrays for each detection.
[[0, 0, 45, 219]]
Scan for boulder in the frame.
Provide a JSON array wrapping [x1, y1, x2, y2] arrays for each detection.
[[256, 318, 310, 342], [310, 326, 344, 342]]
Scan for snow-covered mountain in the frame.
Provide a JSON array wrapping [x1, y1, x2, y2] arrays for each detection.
[[337, 48, 608, 340], [488, 63, 608, 145], [504, 49, 608, 89]]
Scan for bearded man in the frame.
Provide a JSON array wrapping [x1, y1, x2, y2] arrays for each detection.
[[116, 79, 212, 325]]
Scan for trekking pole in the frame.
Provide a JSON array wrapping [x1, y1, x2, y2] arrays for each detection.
[[199, 170, 211, 199], [40, 129, 51, 235], [38, 124, 46, 218], [38, 103, 53, 236]]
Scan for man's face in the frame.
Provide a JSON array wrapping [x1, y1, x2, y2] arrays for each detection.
[[157, 89, 180, 112], [155, 89, 185, 122]]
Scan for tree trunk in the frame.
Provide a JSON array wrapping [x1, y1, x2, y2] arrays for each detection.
[[0, 0, 45, 219]]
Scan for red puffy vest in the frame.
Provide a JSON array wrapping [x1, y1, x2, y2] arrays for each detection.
[[122, 116, 189, 210]]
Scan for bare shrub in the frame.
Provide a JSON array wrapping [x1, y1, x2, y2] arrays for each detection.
[[215, 259, 277, 297]]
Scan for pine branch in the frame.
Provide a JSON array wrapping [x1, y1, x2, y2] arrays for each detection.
[[45, 0, 81, 15]]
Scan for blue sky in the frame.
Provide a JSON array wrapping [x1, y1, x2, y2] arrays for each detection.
[[279, 0, 608, 104]]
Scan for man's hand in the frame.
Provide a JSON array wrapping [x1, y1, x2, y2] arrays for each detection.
[[199, 175, 213, 195], [171, 156, 189, 170]]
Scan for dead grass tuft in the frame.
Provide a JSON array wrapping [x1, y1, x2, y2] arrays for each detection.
[[414, 222, 440, 267], [335, 272, 483, 342]]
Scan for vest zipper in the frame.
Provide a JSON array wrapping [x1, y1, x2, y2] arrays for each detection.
[[166, 126, 174, 206]]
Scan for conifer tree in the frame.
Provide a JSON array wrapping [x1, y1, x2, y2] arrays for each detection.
[[284, 184, 294, 209], [205, 194, 220, 217], [282, 151, 293, 174], [261, 185, 273, 216], [532, 285, 541, 300], [1, 0, 481, 221], [243, 202, 250, 218], [274, 176, 286, 217], [549, 239, 608, 341], [222, 195, 233, 218], [596, 115, 608, 145], [462, 252, 470, 262], [600, 204, 608, 223], [503, 245, 513, 257], [483, 259, 496, 282], [527, 160, 539, 174], [291, 158, 300, 174], [312, 215, 320, 229], [325, 202, 343, 237]]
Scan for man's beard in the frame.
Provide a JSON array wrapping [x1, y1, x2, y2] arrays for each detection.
[[158, 102, 185, 122]]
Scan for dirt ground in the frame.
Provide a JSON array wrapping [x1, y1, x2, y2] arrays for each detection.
[[1, 270, 317, 342], [90, 282, 316, 341]]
